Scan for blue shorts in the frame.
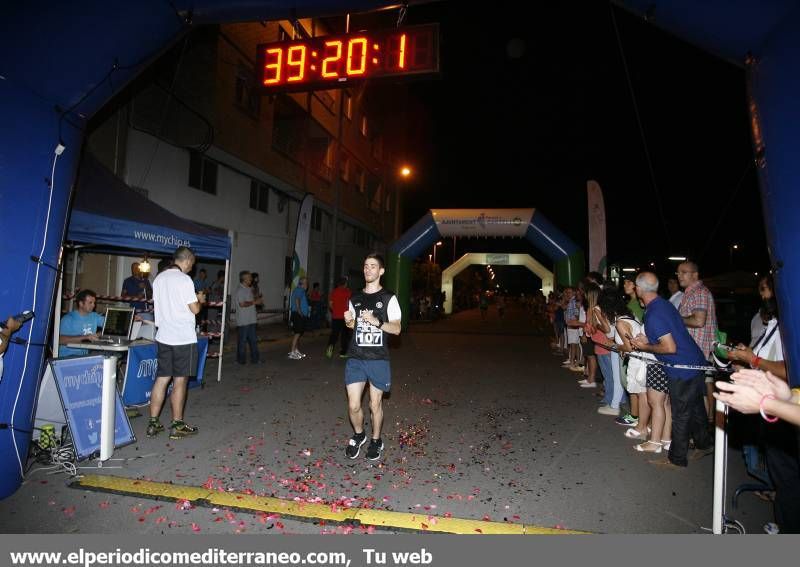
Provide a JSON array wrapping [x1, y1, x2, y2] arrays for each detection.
[[345, 358, 391, 392]]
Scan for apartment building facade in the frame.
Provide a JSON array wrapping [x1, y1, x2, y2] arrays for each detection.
[[77, 17, 411, 317]]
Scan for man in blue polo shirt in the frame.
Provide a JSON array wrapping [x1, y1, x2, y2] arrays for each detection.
[[631, 271, 712, 468]]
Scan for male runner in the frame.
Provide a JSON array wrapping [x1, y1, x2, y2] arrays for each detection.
[[343, 253, 402, 461]]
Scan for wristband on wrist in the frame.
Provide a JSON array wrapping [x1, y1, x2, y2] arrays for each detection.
[[791, 388, 800, 406], [760, 394, 779, 423], [751, 355, 762, 369]]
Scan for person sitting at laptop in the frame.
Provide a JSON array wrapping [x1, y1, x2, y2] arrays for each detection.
[[58, 289, 105, 357]]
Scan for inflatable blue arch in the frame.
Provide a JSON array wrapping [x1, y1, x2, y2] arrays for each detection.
[[2, 0, 800, 498], [385, 209, 584, 326]]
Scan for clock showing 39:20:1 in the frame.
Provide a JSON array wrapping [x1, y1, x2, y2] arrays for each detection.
[[256, 24, 439, 92]]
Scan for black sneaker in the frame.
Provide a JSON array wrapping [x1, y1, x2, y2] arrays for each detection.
[[169, 420, 198, 439], [345, 432, 367, 459], [366, 438, 384, 461], [146, 419, 164, 438]]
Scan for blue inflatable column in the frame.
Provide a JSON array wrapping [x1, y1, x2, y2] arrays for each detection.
[[526, 211, 584, 287], [0, 88, 85, 498], [748, 17, 800, 386]]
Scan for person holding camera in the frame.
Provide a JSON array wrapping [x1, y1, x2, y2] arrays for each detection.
[[0, 315, 22, 379]]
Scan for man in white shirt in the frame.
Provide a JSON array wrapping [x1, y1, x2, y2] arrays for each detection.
[[147, 246, 206, 440], [667, 277, 684, 310]]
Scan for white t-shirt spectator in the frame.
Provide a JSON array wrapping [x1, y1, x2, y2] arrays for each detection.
[[753, 318, 783, 362], [153, 267, 198, 345], [669, 290, 684, 309]]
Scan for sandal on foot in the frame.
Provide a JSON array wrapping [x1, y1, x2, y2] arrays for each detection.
[[634, 440, 662, 453], [624, 428, 648, 439]]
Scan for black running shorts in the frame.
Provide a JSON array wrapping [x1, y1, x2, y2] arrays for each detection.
[[156, 342, 198, 377]]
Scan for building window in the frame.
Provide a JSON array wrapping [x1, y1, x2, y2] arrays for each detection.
[[360, 114, 368, 137], [249, 180, 269, 213], [339, 151, 350, 182], [343, 91, 353, 120], [188, 151, 217, 195], [235, 64, 260, 118], [369, 181, 383, 213], [371, 134, 383, 159], [352, 163, 365, 193], [307, 119, 333, 182], [311, 206, 323, 231], [272, 94, 305, 162], [314, 91, 336, 114], [353, 227, 367, 246]]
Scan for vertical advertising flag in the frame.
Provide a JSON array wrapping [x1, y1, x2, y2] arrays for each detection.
[[291, 194, 314, 293], [587, 180, 607, 277]]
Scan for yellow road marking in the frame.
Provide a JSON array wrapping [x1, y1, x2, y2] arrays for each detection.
[[74, 475, 588, 534]]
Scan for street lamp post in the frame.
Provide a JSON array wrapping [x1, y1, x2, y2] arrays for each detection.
[[395, 166, 412, 240], [433, 240, 442, 265]]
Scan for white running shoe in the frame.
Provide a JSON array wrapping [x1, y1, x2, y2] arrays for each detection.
[[288, 351, 302, 360]]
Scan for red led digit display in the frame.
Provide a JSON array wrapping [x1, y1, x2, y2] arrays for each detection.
[[256, 24, 439, 93]]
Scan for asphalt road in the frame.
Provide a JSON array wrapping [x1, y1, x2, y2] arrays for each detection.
[[0, 303, 773, 534]]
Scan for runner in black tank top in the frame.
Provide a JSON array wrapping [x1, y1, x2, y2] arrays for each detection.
[[342, 254, 402, 461]]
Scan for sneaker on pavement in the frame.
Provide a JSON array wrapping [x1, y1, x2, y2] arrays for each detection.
[[325, 345, 334, 358], [569, 365, 585, 372], [561, 360, 573, 366], [615, 413, 638, 426], [146, 419, 164, 438], [597, 405, 619, 416], [296, 351, 307, 358], [345, 432, 367, 459], [169, 420, 198, 439], [288, 351, 302, 360], [366, 438, 384, 461], [577, 378, 589, 385], [580, 382, 597, 388]]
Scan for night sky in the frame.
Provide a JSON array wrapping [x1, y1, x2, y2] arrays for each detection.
[[391, 1, 766, 280]]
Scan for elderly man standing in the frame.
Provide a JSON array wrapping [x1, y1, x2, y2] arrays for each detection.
[[147, 246, 205, 440], [631, 272, 712, 468], [677, 261, 718, 423], [235, 270, 262, 364]]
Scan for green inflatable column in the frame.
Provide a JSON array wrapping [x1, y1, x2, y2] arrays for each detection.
[[554, 251, 585, 287], [385, 251, 413, 330]]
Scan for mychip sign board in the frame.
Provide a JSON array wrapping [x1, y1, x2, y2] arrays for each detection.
[[46, 356, 135, 461]]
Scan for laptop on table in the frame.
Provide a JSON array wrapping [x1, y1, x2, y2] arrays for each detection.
[[100, 307, 135, 345]]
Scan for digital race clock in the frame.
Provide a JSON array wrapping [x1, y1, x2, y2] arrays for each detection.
[[256, 24, 439, 93]]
